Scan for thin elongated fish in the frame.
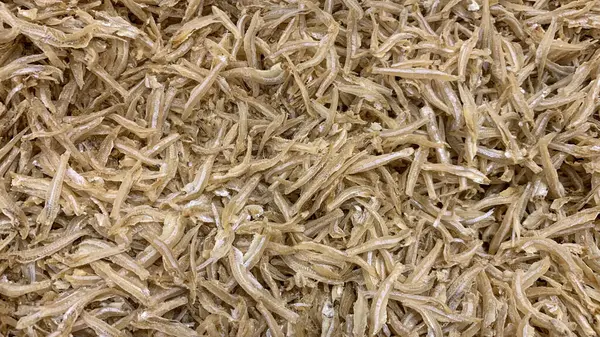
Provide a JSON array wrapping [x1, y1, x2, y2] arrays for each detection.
[[0, 1, 599, 336]]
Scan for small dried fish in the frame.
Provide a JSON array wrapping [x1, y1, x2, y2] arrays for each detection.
[[0, 279, 52, 297], [81, 311, 124, 337], [372, 67, 459, 81], [421, 163, 490, 184], [3, 230, 89, 263], [229, 248, 298, 323], [347, 148, 414, 174], [369, 263, 404, 335], [35, 151, 70, 241], [91, 261, 154, 307], [0, 1, 597, 336]]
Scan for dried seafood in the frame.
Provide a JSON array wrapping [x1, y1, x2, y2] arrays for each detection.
[[0, 0, 599, 336]]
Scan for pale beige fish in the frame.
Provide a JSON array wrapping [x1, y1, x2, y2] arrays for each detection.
[[513, 270, 574, 336], [83, 239, 150, 280], [0, 183, 29, 230], [346, 232, 411, 256], [353, 289, 368, 337], [347, 148, 414, 174], [81, 311, 125, 337], [421, 163, 490, 184], [257, 301, 284, 337], [538, 133, 565, 198], [0, 4, 96, 48], [137, 213, 185, 267], [212, 6, 241, 39], [108, 114, 157, 139], [16, 287, 115, 329], [222, 63, 285, 85], [369, 263, 404, 335], [406, 240, 443, 283], [171, 14, 218, 46], [138, 230, 185, 279], [229, 248, 298, 322], [65, 243, 126, 268], [131, 315, 199, 337], [325, 186, 374, 212], [0, 279, 52, 297], [3, 230, 89, 263], [372, 67, 459, 81], [91, 261, 154, 307], [536, 207, 600, 238], [182, 54, 228, 120]]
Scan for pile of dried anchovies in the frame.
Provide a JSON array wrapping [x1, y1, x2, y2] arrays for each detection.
[[1, 0, 600, 336]]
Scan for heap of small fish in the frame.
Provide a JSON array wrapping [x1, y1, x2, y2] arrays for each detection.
[[0, 0, 600, 336]]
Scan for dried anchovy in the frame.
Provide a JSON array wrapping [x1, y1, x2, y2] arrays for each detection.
[[0, 0, 598, 336]]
